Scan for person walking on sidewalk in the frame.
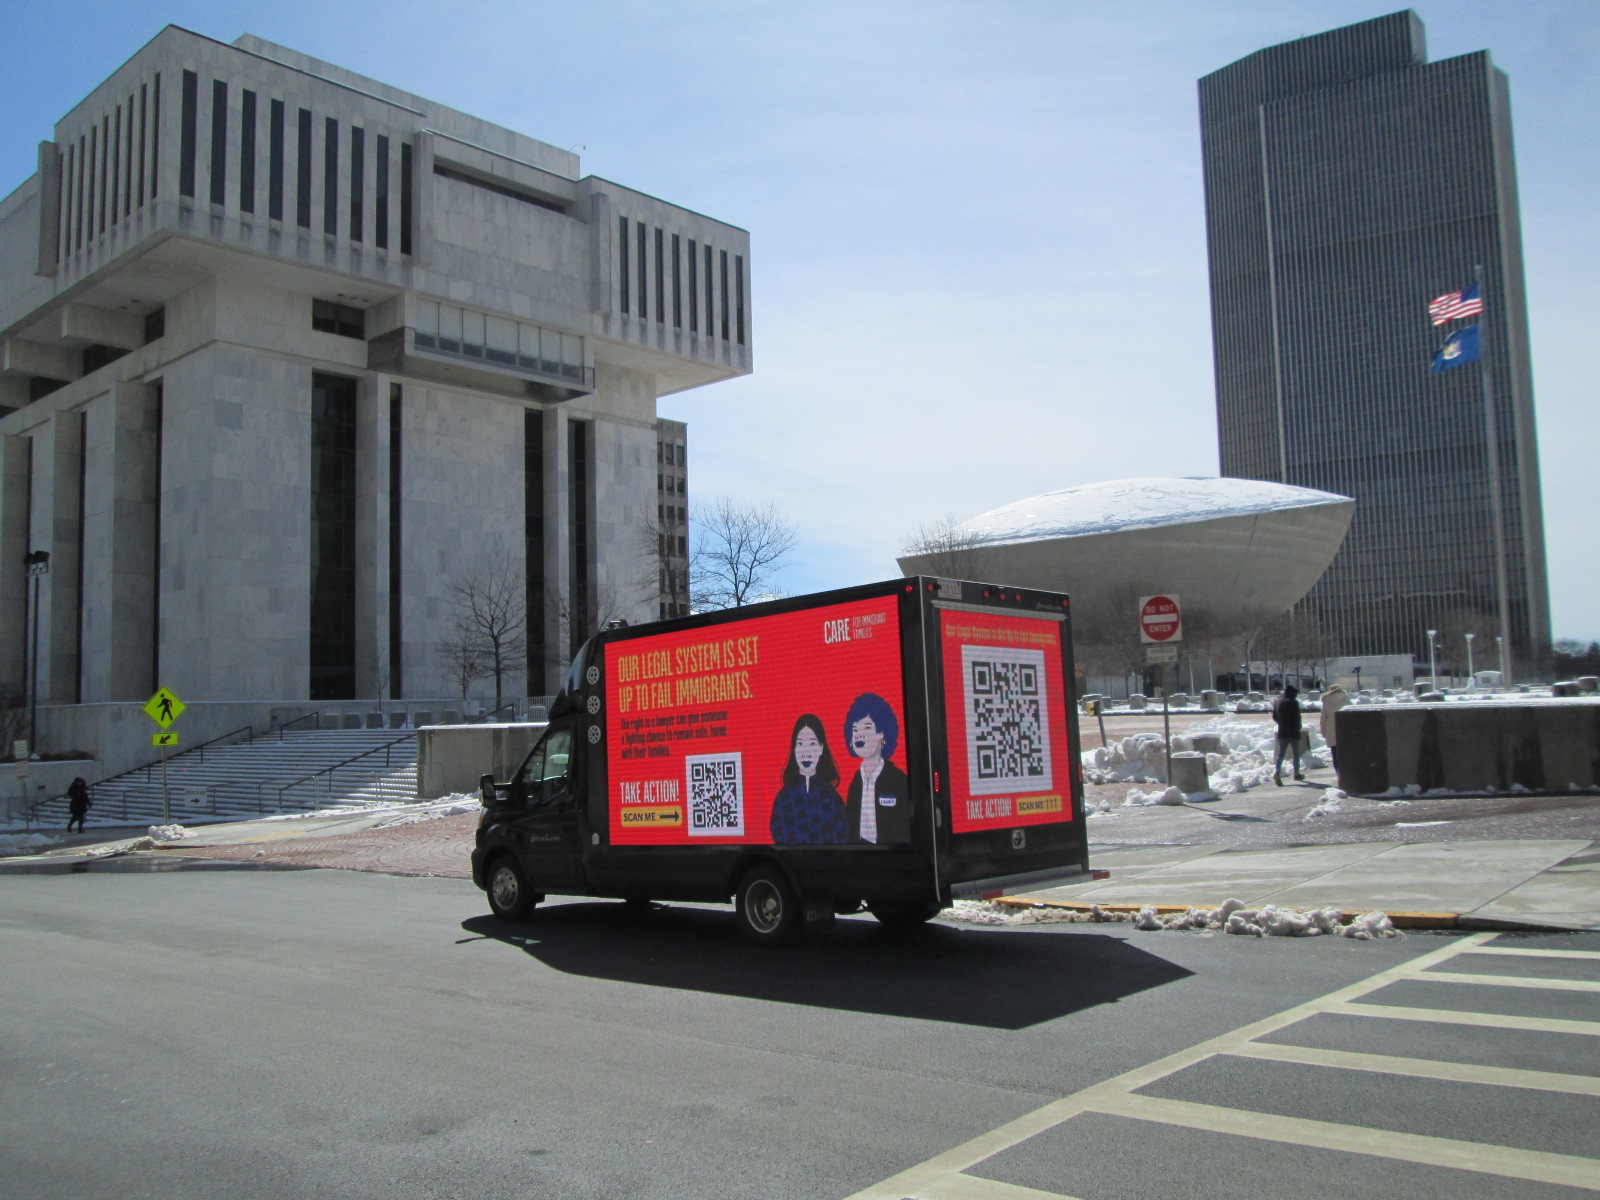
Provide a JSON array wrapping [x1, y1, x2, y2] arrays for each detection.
[[1320, 682, 1350, 773], [1271, 685, 1304, 785], [66, 777, 91, 834]]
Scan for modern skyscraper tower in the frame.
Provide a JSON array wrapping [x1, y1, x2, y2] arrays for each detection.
[[1200, 10, 1549, 669]]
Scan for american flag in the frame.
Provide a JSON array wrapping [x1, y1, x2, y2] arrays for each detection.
[[1429, 282, 1483, 325]]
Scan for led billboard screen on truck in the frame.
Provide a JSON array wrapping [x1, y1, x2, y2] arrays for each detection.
[[604, 594, 909, 846], [937, 608, 1075, 834]]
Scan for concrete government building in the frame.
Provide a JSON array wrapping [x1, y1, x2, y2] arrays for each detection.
[[1201, 11, 1549, 668], [0, 26, 748, 720]]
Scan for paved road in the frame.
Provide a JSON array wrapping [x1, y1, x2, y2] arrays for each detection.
[[4, 865, 1596, 1199]]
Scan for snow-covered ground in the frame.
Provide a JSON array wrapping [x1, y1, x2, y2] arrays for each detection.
[[1086, 684, 1582, 717], [1083, 716, 1329, 797], [945, 897, 1400, 939]]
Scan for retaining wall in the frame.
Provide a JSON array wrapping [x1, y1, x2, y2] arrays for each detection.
[[416, 722, 548, 799], [1337, 700, 1600, 795]]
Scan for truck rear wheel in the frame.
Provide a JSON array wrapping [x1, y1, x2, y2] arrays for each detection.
[[486, 855, 540, 921], [868, 900, 943, 930], [735, 865, 804, 946]]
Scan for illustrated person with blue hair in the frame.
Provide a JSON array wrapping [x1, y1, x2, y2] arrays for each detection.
[[769, 713, 850, 844], [843, 692, 911, 844]]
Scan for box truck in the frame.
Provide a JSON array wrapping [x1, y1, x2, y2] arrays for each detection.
[[472, 577, 1093, 943]]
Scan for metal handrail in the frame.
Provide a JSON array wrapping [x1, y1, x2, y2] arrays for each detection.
[[276, 711, 321, 739], [478, 702, 519, 722], [275, 731, 417, 801], [19, 723, 257, 828]]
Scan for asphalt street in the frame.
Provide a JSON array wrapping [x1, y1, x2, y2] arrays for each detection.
[[3, 864, 1597, 1199]]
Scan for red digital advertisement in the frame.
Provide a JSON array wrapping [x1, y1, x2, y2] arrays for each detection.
[[604, 596, 909, 846], [939, 609, 1075, 834]]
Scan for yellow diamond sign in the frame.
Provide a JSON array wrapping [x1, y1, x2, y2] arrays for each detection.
[[144, 687, 185, 729]]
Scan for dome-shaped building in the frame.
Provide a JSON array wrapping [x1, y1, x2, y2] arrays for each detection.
[[897, 477, 1354, 638]]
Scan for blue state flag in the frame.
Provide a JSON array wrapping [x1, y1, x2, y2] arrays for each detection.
[[1430, 323, 1480, 373]]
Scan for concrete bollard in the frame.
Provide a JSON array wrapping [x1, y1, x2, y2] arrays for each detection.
[[1127, 694, 1147, 711], [1577, 677, 1599, 694], [1169, 693, 1189, 707], [1169, 752, 1208, 794], [1190, 734, 1223, 756], [1552, 681, 1581, 697], [1247, 692, 1264, 704], [1200, 689, 1221, 710], [1418, 691, 1446, 703]]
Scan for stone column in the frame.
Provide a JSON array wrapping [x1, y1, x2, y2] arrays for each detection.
[[541, 403, 569, 693], [0, 435, 29, 694], [35, 411, 85, 704]]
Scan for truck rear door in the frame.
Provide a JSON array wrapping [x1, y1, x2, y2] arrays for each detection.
[[925, 587, 1089, 897]]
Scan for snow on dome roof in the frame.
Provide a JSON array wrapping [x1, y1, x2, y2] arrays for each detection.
[[960, 477, 1352, 545]]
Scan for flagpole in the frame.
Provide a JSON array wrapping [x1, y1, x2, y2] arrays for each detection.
[[1475, 263, 1514, 684]]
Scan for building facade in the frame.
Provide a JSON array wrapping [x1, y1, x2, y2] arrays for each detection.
[[1201, 11, 1548, 667], [0, 26, 750, 710]]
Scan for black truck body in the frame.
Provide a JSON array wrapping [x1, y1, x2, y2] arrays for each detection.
[[472, 577, 1092, 941]]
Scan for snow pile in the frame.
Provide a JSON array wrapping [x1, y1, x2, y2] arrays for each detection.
[[1124, 786, 1186, 807], [1084, 732, 1169, 783], [1185, 716, 1329, 795], [0, 831, 60, 856], [372, 793, 481, 830], [1084, 717, 1330, 795], [946, 897, 1401, 938], [1302, 789, 1346, 820], [148, 824, 198, 841]]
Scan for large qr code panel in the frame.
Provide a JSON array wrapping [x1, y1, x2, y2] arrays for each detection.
[[960, 645, 1053, 796], [685, 752, 744, 837]]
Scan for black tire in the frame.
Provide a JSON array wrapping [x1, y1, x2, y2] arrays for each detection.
[[734, 865, 805, 946], [486, 855, 540, 921], [623, 897, 654, 913], [868, 900, 943, 930]]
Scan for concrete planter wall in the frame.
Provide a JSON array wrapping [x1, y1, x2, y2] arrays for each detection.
[[1337, 701, 1600, 795], [415, 723, 548, 799]]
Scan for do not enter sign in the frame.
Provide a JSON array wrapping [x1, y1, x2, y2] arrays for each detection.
[[1139, 594, 1182, 643]]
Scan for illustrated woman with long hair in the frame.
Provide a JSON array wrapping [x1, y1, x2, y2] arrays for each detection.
[[769, 713, 849, 844]]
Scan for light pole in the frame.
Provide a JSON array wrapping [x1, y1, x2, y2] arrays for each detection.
[[1496, 635, 1506, 687], [1426, 628, 1438, 690], [1465, 632, 1476, 689], [24, 550, 50, 755]]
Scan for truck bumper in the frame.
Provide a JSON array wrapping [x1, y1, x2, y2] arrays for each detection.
[[950, 864, 1107, 901]]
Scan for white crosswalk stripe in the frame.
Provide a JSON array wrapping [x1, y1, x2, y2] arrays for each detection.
[[842, 932, 1600, 1199]]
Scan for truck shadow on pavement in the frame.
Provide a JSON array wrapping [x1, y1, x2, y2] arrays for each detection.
[[460, 903, 1192, 1029]]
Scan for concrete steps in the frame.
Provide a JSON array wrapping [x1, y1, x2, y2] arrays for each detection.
[[26, 729, 421, 828]]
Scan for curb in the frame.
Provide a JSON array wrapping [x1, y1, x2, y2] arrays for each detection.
[[996, 896, 1462, 930]]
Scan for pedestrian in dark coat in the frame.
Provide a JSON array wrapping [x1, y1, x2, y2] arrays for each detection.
[[66, 777, 91, 834], [1271, 686, 1304, 785]]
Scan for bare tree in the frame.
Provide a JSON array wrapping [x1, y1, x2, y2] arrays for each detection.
[[445, 561, 528, 710], [636, 503, 692, 620], [691, 497, 798, 610], [436, 622, 489, 702], [899, 515, 997, 581]]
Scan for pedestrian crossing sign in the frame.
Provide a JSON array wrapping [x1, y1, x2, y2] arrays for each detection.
[[144, 687, 185, 729]]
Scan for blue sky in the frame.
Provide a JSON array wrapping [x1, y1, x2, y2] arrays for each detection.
[[3, 2, 1596, 640]]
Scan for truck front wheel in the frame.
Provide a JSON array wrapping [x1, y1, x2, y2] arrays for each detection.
[[486, 855, 541, 921], [735, 865, 804, 946]]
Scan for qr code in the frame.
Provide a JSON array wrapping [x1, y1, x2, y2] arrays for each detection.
[[685, 752, 744, 837], [961, 645, 1053, 796]]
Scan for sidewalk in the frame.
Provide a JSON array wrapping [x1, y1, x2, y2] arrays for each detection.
[[6, 795, 1598, 932], [1015, 838, 1600, 931]]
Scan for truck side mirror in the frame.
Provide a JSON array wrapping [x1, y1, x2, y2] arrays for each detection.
[[479, 773, 497, 808]]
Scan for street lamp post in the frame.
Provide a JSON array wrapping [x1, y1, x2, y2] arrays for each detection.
[[1465, 632, 1476, 689], [24, 550, 50, 755], [1426, 628, 1438, 691], [1496, 635, 1506, 687]]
